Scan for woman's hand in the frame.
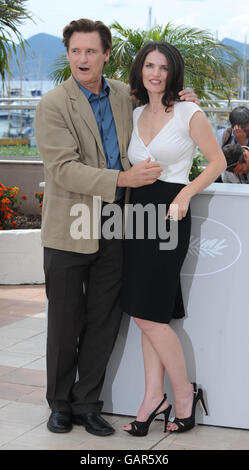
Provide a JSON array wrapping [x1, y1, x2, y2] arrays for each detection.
[[165, 188, 191, 221]]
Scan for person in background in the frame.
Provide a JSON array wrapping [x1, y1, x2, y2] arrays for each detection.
[[222, 144, 249, 183], [217, 106, 249, 148]]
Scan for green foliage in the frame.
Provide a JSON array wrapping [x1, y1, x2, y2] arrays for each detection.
[[49, 54, 71, 84], [189, 151, 206, 181], [50, 21, 239, 102], [106, 22, 239, 102], [0, 145, 40, 156], [0, 0, 32, 82]]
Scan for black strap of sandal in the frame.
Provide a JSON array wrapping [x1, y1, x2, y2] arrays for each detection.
[[128, 394, 168, 435], [129, 420, 148, 435], [172, 416, 192, 429], [153, 393, 168, 416]]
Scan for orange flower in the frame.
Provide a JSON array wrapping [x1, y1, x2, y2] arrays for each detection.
[[1, 197, 11, 205], [0, 182, 24, 229]]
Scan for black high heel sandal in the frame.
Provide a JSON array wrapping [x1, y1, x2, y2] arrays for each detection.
[[124, 393, 172, 437], [168, 382, 208, 433]]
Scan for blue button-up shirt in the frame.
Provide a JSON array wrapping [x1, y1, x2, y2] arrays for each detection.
[[75, 76, 124, 200]]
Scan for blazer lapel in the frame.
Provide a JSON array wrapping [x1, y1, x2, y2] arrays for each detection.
[[63, 77, 105, 159], [108, 81, 124, 155]]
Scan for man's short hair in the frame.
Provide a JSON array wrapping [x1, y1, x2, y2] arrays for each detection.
[[222, 144, 245, 172], [63, 18, 112, 52], [229, 106, 249, 128]]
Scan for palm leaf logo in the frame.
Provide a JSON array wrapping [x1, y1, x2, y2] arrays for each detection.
[[187, 236, 228, 258]]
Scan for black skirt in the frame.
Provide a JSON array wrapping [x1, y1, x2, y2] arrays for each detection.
[[121, 180, 191, 324]]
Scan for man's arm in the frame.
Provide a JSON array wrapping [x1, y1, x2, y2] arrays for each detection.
[[117, 157, 162, 188], [35, 97, 162, 198], [35, 96, 120, 203]]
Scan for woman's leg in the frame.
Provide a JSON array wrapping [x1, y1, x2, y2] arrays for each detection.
[[123, 331, 170, 430], [133, 318, 194, 432]]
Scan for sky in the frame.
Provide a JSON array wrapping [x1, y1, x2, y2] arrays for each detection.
[[17, 0, 249, 44]]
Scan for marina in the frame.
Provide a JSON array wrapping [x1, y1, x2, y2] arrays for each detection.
[[0, 80, 248, 149], [0, 81, 54, 146]]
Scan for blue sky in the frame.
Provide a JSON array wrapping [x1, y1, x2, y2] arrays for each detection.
[[18, 0, 249, 43]]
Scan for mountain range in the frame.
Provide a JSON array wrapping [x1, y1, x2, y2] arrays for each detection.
[[8, 33, 249, 81], [9, 33, 65, 80]]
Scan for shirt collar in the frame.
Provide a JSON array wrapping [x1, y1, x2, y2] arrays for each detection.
[[74, 76, 110, 101]]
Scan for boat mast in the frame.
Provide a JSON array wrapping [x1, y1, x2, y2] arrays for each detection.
[[7, 49, 11, 137], [20, 46, 23, 134], [147, 6, 152, 30], [240, 34, 248, 100]]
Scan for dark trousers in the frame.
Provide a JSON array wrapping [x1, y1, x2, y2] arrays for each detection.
[[44, 235, 123, 415]]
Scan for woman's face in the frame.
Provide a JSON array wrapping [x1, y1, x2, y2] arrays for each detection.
[[141, 49, 169, 96]]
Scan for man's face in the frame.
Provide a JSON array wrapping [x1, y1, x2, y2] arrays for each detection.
[[67, 31, 110, 93], [243, 149, 249, 172], [243, 123, 249, 138], [234, 150, 249, 175], [233, 122, 249, 138]]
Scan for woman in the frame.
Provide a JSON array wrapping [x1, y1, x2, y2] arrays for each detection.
[[121, 41, 226, 436]]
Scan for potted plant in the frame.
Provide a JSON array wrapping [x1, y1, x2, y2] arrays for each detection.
[[0, 182, 44, 284]]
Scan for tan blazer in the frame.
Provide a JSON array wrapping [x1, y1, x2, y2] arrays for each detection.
[[35, 76, 133, 254]]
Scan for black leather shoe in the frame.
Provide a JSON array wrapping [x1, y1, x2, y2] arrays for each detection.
[[72, 412, 115, 436], [47, 411, 72, 433]]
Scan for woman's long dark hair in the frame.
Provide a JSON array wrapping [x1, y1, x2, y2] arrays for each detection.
[[129, 41, 184, 110]]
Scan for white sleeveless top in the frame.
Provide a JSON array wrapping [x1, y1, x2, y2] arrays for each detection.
[[128, 101, 203, 185]]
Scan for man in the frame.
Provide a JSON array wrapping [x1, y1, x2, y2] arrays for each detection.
[[217, 106, 249, 148], [35, 18, 198, 437], [221, 144, 249, 183]]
